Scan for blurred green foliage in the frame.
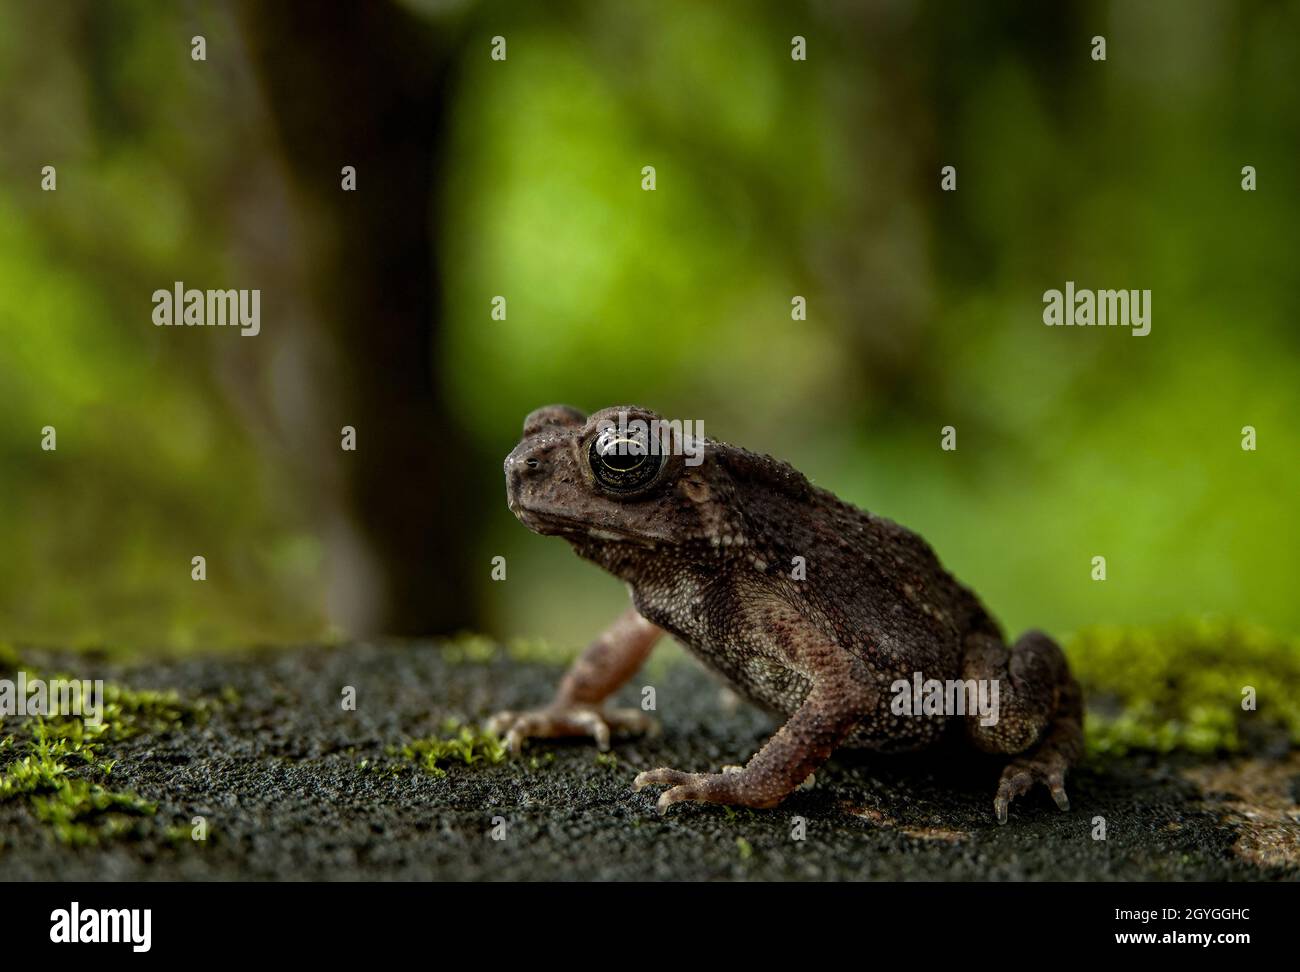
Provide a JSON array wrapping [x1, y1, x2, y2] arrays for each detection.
[[452, 0, 1300, 646], [0, 0, 1297, 658], [1069, 618, 1300, 756], [0, 1, 321, 648]]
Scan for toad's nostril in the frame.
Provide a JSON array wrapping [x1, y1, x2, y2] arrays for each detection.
[[525, 458, 540, 470]]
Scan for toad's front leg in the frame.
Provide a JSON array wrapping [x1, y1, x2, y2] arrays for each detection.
[[488, 604, 663, 752], [962, 630, 1084, 823], [635, 645, 874, 813]]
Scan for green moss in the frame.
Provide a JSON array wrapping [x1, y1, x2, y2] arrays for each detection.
[[527, 752, 556, 771], [0, 653, 230, 846], [0, 719, 156, 846], [101, 684, 210, 739], [1069, 618, 1300, 757], [30, 780, 156, 847], [164, 821, 212, 846], [440, 633, 501, 664], [441, 632, 584, 668], [387, 720, 507, 778], [735, 836, 753, 861], [17, 668, 223, 743], [504, 637, 583, 668]]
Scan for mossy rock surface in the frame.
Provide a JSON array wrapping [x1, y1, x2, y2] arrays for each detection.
[[0, 637, 1296, 880]]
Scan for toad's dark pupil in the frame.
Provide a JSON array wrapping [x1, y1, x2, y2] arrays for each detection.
[[598, 437, 645, 471], [590, 433, 662, 491]]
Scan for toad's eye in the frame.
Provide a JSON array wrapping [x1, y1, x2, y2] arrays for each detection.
[[589, 429, 663, 492]]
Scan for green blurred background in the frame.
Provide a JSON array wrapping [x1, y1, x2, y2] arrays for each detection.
[[0, 0, 1296, 655]]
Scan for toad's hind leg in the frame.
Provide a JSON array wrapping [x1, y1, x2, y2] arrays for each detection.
[[962, 630, 1084, 824]]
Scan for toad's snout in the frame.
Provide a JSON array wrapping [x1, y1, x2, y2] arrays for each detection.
[[504, 437, 561, 521], [504, 444, 533, 509], [506, 403, 587, 515]]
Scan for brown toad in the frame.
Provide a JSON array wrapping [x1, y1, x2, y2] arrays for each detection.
[[491, 404, 1083, 823]]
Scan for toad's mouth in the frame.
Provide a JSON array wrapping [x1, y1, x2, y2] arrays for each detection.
[[507, 499, 659, 548]]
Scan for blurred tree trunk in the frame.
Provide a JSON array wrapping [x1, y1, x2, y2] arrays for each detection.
[[237, 0, 476, 635]]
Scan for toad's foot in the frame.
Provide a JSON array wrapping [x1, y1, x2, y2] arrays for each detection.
[[487, 704, 658, 753], [993, 748, 1071, 824], [962, 630, 1083, 824], [633, 765, 781, 814]]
